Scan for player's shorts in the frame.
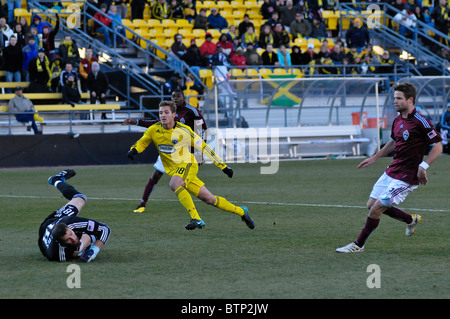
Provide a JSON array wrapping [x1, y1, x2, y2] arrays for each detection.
[[153, 156, 166, 173], [171, 162, 205, 197], [369, 172, 418, 207]]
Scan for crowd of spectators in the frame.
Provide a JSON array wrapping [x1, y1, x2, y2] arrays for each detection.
[[0, 8, 109, 112]]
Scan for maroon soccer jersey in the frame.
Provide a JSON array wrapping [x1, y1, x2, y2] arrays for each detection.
[[386, 108, 442, 185]]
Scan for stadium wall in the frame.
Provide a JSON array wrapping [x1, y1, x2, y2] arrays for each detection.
[[0, 133, 158, 167]]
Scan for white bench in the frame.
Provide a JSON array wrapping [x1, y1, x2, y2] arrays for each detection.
[[211, 125, 370, 161]]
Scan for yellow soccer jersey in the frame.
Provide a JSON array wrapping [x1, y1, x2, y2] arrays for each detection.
[[131, 121, 226, 175]]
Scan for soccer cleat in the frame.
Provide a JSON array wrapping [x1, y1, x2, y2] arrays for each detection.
[[48, 169, 76, 185], [133, 206, 146, 213], [185, 219, 205, 230], [406, 214, 422, 236], [241, 206, 255, 229], [336, 242, 365, 253]]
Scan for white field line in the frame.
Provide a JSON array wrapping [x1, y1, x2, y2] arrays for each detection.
[[1, 194, 448, 213]]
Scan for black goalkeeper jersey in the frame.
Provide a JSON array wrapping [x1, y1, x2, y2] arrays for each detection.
[[38, 206, 110, 262]]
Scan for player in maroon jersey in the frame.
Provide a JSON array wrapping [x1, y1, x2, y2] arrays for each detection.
[[337, 82, 443, 253], [123, 90, 208, 213]]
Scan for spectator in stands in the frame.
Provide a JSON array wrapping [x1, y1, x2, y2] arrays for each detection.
[[183, 0, 197, 22], [375, 50, 396, 91], [273, 22, 290, 48], [193, 8, 209, 30], [170, 33, 187, 59], [306, 0, 328, 18], [7, 0, 21, 24], [152, 0, 170, 20], [182, 43, 209, 85], [261, 43, 279, 65], [200, 32, 217, 58], [3, 35, 23, 92], [32, 16, 50, 34], [168, 0, 185, 20], [301, 42, 317, 65], [393, 7, 418, 39], [0, 23, 8, 53], [41, 14, 60, 60], [244, 43, 262, 65], [28, 48, 52, 93], [291, 45, 302, 65], [13, 23, 27, 48], [28, 26, 42, 47], [345, 18, 370, 53], [319, 53, 338, 75], [231, 47, 246, 67], [276, 44, 292, 67], [87, 62, 109, 119], [279, 0, 302, 32], [265, 10, 281, 30], [22, 35, 40, 82], [131, 0, 147, 20], [108, 4, 126, 47], [208, 8, 228, 31], [359, 53, 376, 75], [79, 47, 99, 92], [316, 42, 330, 61], [226, 25, 239, 43], [238, 14, 254, 38], [60, 62, 79, 91], [93, 4, 112, 47], [345, 45, 362, 64], [241, 26, 258, 49], [217, 33, 234, 58], [330, 43, 345, 64], [430, 0, 449, 48], [49, 56, 63, 92], [260, 0, 277, 20], [0, 17, 13, 39], [162, 75, 182, 100], [258, 23, 275, 49], [310, 16, 328, 39], [59, 34, 81, 68], [290, 11, 312, 40], [211, 44, 230, 66], [8, 86, 42, 134], [116, 0, 128, 19], [62, 73, 82, 108], [18, 16, 29, 35]]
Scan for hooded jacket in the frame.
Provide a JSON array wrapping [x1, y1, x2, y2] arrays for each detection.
[[87, 62, 109, 94]]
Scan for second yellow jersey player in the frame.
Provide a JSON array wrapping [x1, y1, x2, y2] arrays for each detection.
[[128, 101, 255, 230]]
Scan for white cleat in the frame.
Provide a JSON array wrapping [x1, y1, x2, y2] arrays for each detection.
[[336, 242, 365, 253], [406, 214, 422, 236]]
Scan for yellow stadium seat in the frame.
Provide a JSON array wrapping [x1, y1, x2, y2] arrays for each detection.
[[273, 68, 288, 76], [14, 8, 31, 24], [202, 1, 216, 9], [176, 19, 193, 31], [230, 68, 244, 79], [162, 19, 177, 29], [258, 68, 273, 77], [147, 19, 164, 31], [199, 69, 214, 90], [192, 28, 206, 39], [321, 10, 340, 31], [206, 28, 221, 40], [147, 28, 166, 40]]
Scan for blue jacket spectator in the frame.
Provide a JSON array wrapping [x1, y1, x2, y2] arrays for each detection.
[[207, 8, 228, 31]]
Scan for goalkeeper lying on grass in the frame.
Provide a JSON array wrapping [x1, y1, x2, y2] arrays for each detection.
[[38, 169, 111, 262]]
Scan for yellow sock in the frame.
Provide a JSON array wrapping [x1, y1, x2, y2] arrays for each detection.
[[175, 186, 201, 220], [213, 196, 244, 216]]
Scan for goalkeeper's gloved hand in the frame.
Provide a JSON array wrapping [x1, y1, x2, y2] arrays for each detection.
[[80, 245, 100, 263], [222, 166, 233, 178], [127, 148, 138, 160]]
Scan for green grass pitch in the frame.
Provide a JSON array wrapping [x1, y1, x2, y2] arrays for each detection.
[[1, 157, 449, 299]]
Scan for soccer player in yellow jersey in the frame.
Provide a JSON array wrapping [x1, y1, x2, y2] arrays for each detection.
[[127, 101, 255, 230]]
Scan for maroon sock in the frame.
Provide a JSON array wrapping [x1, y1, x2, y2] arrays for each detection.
[[355, 217, 380, 248], [383, 207, 413, 224], [140, 177, 157, 207]]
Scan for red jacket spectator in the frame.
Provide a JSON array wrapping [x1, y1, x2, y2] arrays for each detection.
[[200, 33, 217, 56], [231, 47, 246, 67]]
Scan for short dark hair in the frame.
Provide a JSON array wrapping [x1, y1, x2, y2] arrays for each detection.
[[393, 82, 417, 105], [52, 223, 69, 242]]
